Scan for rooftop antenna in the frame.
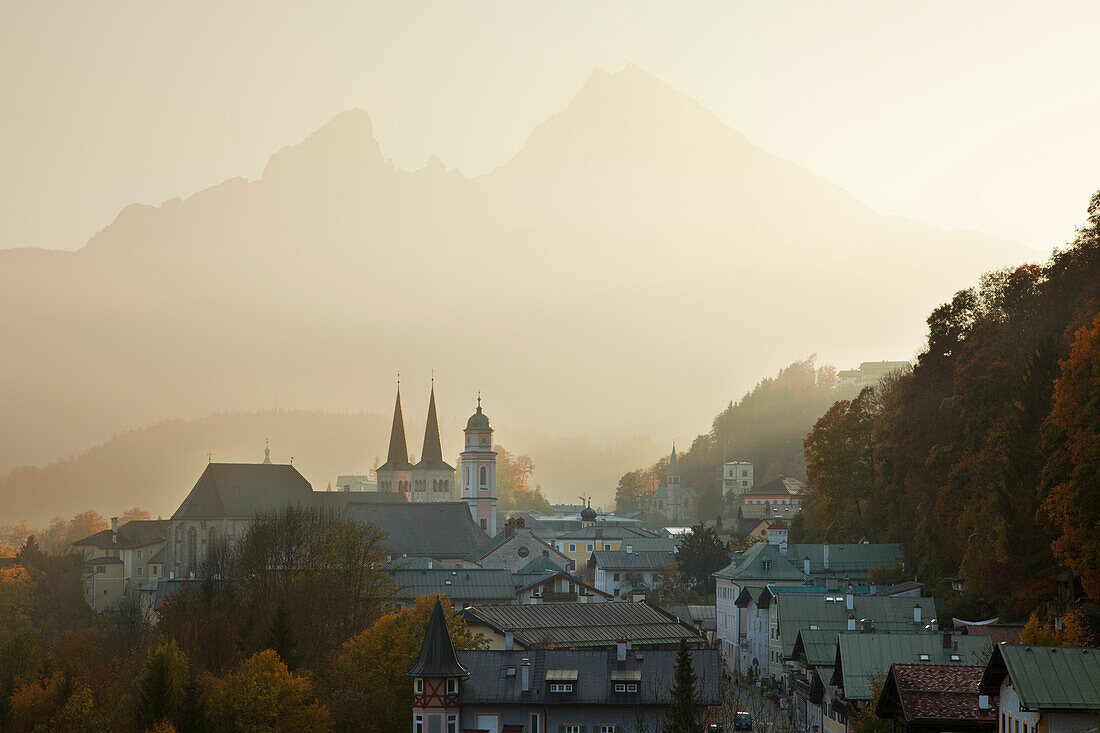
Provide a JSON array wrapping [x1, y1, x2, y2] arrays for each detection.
[[207, 451, 213, 464]]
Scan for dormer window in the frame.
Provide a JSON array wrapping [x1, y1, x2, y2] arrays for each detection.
[[614, 683, 639, 693], [762, 560, 772, 571], [549, 683, 574, 693], [446, 678, 458, 695], [414, 678, 424, 694], [919, 654, 930, 661]]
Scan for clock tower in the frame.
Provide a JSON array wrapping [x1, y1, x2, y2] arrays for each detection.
[[460, 394, 497, 537]]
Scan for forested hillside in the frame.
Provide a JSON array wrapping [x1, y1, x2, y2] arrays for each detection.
[[798, 192, 1100, 616], [619, 358, 856, 518]]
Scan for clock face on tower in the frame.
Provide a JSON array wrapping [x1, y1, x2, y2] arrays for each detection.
[[480, 435, 489, 446]]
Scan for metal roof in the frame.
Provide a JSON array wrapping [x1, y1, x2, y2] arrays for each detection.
[[389, 569, 517, 602], [555, 525, 660, 541], [172, 463, 318, 519], [979, 643, 1100, 711], [592, 550, 676, 572], [785, 543, 906, 579], [456, 648, 720, 706], [777, 593, 939, 658], [406, 600, 470, 679], [713, 541, 809, 583], [73, 519, 169, 549], [792, 629, 842, 668], [344, 502, 487, 559], [834, 632, 993, 701], [461, 601, 704, 649]]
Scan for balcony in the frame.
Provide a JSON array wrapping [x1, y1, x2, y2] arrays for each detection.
[[542, 591, 579, 603]]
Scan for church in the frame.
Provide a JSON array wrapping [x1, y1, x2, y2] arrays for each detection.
[[376, 384, 498, 538]]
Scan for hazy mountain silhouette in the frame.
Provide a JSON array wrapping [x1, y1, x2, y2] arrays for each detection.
[[0, 410, 659, 526], [0, 64, 1031, 485]]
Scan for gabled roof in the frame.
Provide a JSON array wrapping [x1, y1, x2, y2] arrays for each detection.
[[713, 542, 809, 583], [465, 528, 564, 564], [792, 629, 842, 668], [833, 633, 993, 701], [555, 525, 659, 541], [172, 463, 316, 519], [876, 664, 994, 726], [776, 593, 939, 658], [510, 570, 611, 599], [460, 601, 704, 649], [517, 555, 568, 575], [73, 519, 169, 549], [379, 388, 412, 472], [389, 568, 517, 603], [978, 643, 1100, 711], [344, 502, 486, 559], [406, 600, 470, 679], [592, 550, 676, 572], [456, 648, 720, 706], [740, 503, 802, 521], [743, 475, 806, 496], [415, 386, 453, 472], [785, 542, 906, 579]]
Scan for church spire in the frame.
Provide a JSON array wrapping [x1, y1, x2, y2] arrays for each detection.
[[419, 381, 445, 467], [382, 385, 412, 470], [263, 438, 271, 464], [669, 443, 680, 475]]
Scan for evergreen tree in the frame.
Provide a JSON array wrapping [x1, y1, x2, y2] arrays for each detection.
[[133, 641, 191, 731], [663, 640, 701, 733], [265, 604, 298, 669]]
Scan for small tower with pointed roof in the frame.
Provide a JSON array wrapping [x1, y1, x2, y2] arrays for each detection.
[[412, 380, 456, 503], [262, 439, 271, 464], [377, 382, 413, 500], [407, 599, 468, 732], [460, 393, 497, 536]]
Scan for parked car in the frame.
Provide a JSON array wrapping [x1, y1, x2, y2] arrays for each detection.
[[734, 711, 752, 731]]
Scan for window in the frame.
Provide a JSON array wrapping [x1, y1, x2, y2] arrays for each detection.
[[414, 714, 423, 733], [138, 549, 143, 559], [447, 714, 458, 733], [600, 726, 617, 733], [446, 678, 458, 694], [465, 466, 470, 486], [564, 726, 581, 733], [549, 683, 574, 693], [413, 678, 424, 694], [529, 713, 540, 733], [613, 573, 620, 581], [517, 546, 529, 558], [480, 466, 488, 486], [568, 543, 576, 552], [614, 684, 637, 694], [95, 566, 105, 574], [586, 543, 593, 552], [137, 567, 143, 577], [762, 560, 771, 571], [480, 518, 487, 530], [919, 654, 930, 661]]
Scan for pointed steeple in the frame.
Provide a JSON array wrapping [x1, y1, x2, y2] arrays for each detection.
[[380, 386, 412, 470], [416, 381, 452, 470], [669, 443, 680, 475], [263, 439, 271, 464], [406, 600, 470, 679]]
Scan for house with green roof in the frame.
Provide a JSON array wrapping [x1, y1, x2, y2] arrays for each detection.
[[979, 643, 1100, 733], [786, 542, 907, 581], [713, 541, 810, 674], [791, 629, 845, 733]]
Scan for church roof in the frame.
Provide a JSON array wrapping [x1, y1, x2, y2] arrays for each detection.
[[379, 389, 412, 472], [653, 485, 698, 500], [415, 385, 453, 472], [406, 600, 470, 679], [172, 463, 316, 520], [465, 394, 491, 431], [668, 445, 680, 475], [343, 502, 486, 559]]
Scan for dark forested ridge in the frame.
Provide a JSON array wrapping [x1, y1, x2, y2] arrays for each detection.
[[798, 192, 1100, 615]]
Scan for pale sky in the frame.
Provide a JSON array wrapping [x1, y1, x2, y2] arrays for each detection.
[[1, 1, 1097, 254]]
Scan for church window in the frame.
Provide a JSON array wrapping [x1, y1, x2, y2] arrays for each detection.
[[480, 518, 487, 530], [186, 527, 197, 577], [464, 467, 470, 486], [479, 466, 488, 486]]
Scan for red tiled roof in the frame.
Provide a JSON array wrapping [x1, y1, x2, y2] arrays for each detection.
[[892, 664, 994, 721], [963, 624, 1023, 645]]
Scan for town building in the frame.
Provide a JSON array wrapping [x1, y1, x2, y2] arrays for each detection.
[[722, 460, 755, 497], [978, 643, 1100, 733], [73, 518, 168, 613], [409, 600, 721, 732], [592, 549, 676, 598], [652, 446, 697, 522], [460, 601, 704, 651], [739, 475, 806, 511], [836, 361, 910, 390], [465, 517, 571, 573], [552, 525, 660, 572], [333, 474, 377, 492], [876, 664, 997, 733], [511, 558, 612, 604]]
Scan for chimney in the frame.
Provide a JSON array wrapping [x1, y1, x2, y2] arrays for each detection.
[[913, 604, 922, 623], [617, 640, 627, 662], [861, 619, 873, 633], [520, 659, 530, 692], [111, 517, 118, 543], [505, 518, 516, 537], [779, 540, 788, 555], [847, 614, 856, 631], [626, 544, 633, 554], [942, 632, 952, 650], [505, 631, 514, 650], [803, 556, 811, 575], [823, 543, 830, 569], [845, 592, 854, 611]]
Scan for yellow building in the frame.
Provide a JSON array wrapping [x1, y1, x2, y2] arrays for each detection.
[[551, 519, 661, 573], [73, 518, 168, 614]]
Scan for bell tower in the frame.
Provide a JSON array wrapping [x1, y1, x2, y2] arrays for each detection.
[[460, 393, 497, 536]]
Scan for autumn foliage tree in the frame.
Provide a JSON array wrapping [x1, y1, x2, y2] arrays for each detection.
[[615, 469, 659, 513], [329, 594, 486, 732]]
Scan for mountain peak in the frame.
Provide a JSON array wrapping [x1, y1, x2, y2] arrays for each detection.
[[262, 108, 389, 182]]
